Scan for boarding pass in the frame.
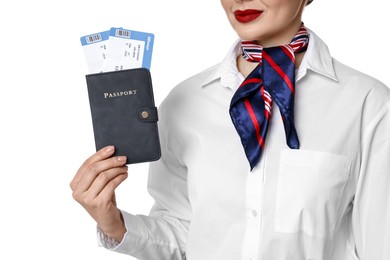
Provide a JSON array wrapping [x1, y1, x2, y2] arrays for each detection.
[[80, 27, 154, 73]]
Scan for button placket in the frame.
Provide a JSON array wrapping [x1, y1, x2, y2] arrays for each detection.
[[241, 164, 264, 260]]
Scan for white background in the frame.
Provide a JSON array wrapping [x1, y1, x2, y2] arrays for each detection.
[[0, 0, 389, 259]]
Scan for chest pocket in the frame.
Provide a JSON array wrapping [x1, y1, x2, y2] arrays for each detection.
[[274, 149, 352, 240]]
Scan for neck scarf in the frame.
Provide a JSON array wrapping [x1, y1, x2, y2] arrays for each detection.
[[229, 24, 309, 170]]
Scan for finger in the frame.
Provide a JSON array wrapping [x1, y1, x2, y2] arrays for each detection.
[[71, 155, 127, 193], [74, 146, 116, 182], [72, 165, 127, 206], [76, 156, 126, 192], [70, 146, 115, 189], [112, 193, 117, 207], [86, 165, 128, 199], [97, 172, 129, 204], [84, 146, 116, 166]]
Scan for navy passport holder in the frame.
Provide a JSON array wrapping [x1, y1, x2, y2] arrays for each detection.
[[86, 68, 161, 164]]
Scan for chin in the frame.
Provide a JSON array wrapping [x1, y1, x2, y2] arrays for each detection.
[[235, 26, 267, 42]]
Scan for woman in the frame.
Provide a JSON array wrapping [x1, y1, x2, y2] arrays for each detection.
[[70, 0, 390, 259]]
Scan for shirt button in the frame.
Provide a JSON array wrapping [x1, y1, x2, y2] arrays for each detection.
[[251, 210, 258, 218]]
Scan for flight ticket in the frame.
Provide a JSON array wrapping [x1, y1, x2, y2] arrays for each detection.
[[80, 27, 154, 73]]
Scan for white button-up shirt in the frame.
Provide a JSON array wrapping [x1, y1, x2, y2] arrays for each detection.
[[98, 29, 390, 260]]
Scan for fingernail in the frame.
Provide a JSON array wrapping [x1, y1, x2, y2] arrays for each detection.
[[106, 146, 114, 153], [117, 156, 127, 162]]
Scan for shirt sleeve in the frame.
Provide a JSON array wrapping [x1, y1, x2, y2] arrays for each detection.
[[352, 98, 390, 259], [97, 100, 192, 260], [97, 226, 120, 249]]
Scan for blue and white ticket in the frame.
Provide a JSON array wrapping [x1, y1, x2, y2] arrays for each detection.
[[80, 30, 110, 73], [80, 27, 154, 73]]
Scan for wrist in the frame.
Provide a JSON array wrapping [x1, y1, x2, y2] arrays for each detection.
[[98, 209, 127, 242]]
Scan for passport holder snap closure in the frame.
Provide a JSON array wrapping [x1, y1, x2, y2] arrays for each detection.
[[138, 107, 158, 122], [141, 111, 149, 119]]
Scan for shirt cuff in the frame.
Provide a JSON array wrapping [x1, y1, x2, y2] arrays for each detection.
[[97, 226, 121, 249], [96, 210, 144, 253]]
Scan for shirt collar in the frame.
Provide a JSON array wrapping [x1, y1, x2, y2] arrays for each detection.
[[200, 28, 338, 90], [200, 38, 243, 90], [297, 29, 338, 82]]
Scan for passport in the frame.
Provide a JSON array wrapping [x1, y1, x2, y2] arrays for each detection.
[[85, 68, 161, 164]]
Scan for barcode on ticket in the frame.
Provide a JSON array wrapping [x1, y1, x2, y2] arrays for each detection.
[[86, 33, 102, 44], [115, 29, 131, 38]]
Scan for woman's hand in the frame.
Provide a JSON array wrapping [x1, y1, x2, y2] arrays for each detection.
[[70, 145, 128, 242]]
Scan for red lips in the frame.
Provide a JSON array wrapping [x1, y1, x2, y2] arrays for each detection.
[[234, 9, 262, 23]]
